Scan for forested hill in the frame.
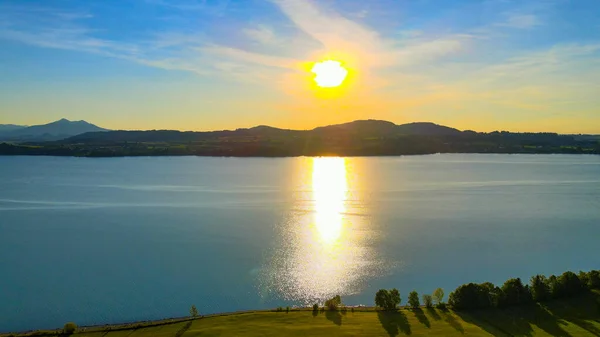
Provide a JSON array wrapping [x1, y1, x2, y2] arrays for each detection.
[[0, 120, 598, 157]]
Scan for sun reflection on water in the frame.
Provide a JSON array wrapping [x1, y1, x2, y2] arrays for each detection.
[[312, 157, 347, 243], [260, 157, 384, 305]]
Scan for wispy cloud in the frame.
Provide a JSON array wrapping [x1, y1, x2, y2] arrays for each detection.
[[242, 25, 277, 45], [268, 0, 473, 76], [499, 13, 540, 29], [0, 0, 597, 100]]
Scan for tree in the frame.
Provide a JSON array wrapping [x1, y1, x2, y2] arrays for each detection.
[[375, 289, 389, 309], [579, 271, 590, 288], [408, 291, 420, 309], [588, 270, 600, 289], [190, 305, 199, 317], [547, 275, 562, 299], [499, 278, 531, 307], [480, 282, 502, 308], [375, 289, 401, 310], [449, 283, 497, 310], [325, 295, 342, 310], [530, 275, 550, 302], [63, 322, 77, 335], [558, 271, 584, 296], [313, 303, 319, 312], [433, 288, 445, 305], [390, 288, 401, 308], [423, 294, 433, 308]]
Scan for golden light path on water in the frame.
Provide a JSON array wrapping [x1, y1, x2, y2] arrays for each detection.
[[312, 157, 346, 243], [260, 157, 386, 305]]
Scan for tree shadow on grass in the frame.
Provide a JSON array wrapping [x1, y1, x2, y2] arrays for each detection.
[[440, 310, 465, 335], [529, 305, 571, 337], [377, 311, 412, 336], [543, 295, 600, 336], [455, 304, 572, 337], [413, 308, 431, 328], [326, 310, 342, 326], [426, 307, 442, 321]]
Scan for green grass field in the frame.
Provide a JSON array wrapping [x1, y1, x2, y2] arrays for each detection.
[[4, 292, 600, 337]]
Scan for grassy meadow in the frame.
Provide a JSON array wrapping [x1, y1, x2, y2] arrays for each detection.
[[4, 291, 600, 337]]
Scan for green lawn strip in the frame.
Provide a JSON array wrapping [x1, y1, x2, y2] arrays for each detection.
[[4, 292, 600, 337], [181, 309, 492, 336]]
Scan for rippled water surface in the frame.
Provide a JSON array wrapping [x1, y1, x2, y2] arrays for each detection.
[[1, 154, 599, 331]]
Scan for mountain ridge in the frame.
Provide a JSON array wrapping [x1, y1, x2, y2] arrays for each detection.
[[1, 118, 598, 157], [64, 119, 463, 143], [0, 118, 108, 142], [0, 124, 27, 132]]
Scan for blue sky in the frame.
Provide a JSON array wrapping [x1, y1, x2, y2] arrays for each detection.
[[0, 0, 599, 132]]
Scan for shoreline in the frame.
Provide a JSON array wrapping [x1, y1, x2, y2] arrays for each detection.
[[1, 307, 374, 335], [1, 151, 599, 159]]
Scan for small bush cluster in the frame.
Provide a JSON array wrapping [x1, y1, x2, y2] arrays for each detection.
[[63, 322, 77, 335]]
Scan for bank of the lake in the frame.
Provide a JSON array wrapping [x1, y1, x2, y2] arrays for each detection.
[[4, 291, 600, 337]]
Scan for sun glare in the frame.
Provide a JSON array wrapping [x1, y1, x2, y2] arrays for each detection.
[[312, 157, 347, 243], [311, 60, 348, 88]]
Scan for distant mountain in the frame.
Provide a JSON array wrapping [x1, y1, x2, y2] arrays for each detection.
[[313, 119, 398, 136], [0, 118, 108, 142], [0, 124, 27, 132], [65, 119, 459, 144], [312, 120, 461, 136], [3, 119, 598, 157], [396, 122, 461, 135]]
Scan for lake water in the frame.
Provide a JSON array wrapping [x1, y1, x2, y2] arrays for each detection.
[[1, 154, 600, 332]]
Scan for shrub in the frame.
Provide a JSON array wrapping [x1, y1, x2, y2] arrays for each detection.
[[286, 306, 290, 313], [312, 303, 319, 312], [423, 294, 433, 308], [530, 275, 550, 302], [63, 322, 77, 335], [436, 302, 447, 310], [375, 289, 401, 310], [433, 288, 445, 305], [408, 291, 420, 309]]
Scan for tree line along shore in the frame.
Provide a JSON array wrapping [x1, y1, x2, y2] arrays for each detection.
[[4, 268, 600, 336]]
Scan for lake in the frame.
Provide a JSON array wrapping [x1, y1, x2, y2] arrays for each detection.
[[1, 154, 599, 332]]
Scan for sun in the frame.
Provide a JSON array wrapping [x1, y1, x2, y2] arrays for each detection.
[[311, 60, 348, 88]]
